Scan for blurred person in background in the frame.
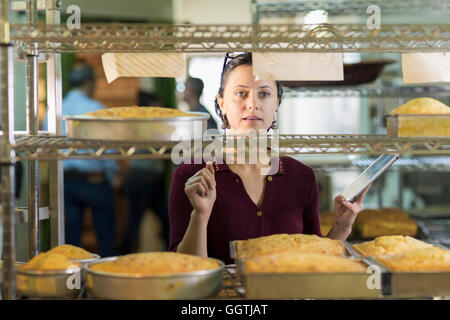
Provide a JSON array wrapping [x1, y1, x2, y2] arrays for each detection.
[[58, 62, 118, 257], [183, 77, 217, 130], [120, 91, 170, 253]]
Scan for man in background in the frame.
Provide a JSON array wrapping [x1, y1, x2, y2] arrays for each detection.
[[183, 77, 217, 130], [61, 62, 118, 257]]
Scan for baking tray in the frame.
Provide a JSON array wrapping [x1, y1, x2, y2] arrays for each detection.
[[229, 240, 382, 299], [386, 114, 450, 137], [280, 59, 395, 87], [366, 248, 450, 298], [86, 256, 224, 300], [65, 112, 210, 142]]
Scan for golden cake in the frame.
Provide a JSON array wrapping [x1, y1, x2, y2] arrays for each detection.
[[20, 252, 79, 271], [244, 252, 366, 273], [390, 97, 450, 115], [352, 235, 433, 257], [234, 233, 346, 259], [354, 208, 418, 238], [47, 244, 93, 260], [89, 252, 220, 276], [387, 97, 450, 137], [377, 247, 450, 272], [83, 106, 197, 118]]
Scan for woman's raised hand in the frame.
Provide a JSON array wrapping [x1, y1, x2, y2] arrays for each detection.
[[184, 161, 217, 221]]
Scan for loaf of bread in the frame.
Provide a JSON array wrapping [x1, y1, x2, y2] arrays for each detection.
[[352, 235, 433, 257], [47, 244, 93, 260], [390, 97, 450, 115], [84, 106, 197, 118], [20, 252, 80, 271], [244, 252, 366, 273], [89, 252, 220, 275], [354, 208, 418, 238], [377, 247, 450, 272], [387, 97, 450, 137], [234, 233, 347, 259]]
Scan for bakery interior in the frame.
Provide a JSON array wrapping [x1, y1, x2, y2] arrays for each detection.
[[0, 0, 450, 300]]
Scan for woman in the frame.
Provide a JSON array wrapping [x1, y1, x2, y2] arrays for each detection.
[[168, 53, 369, 264]]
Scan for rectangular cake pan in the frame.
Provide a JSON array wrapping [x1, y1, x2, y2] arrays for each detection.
[[386, 114, 450, 137], [370, 255, 450, 298], [229, 240, 382, 299], [65, 112, 209, 142], [86, 256, 224, 300]]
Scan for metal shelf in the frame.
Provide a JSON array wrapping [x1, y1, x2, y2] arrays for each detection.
[[11, 135, 450, 160], [305, 156, 450, 172], [283, 83, 450, 98], [10, 23, 450, 53], [253, 0, 450, 19]]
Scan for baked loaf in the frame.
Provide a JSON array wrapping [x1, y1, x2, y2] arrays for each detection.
[[47, 244, 93, 260], [388, 97, 450, 137], [352, 235, 433, 257], [390, 97, 450, 115], [84, 106, 197, 118], [354, 208, 418, 238], [89, 252, 220, 275], [234, 233, 346, 259], [244, 252, 366, 273], [20, 253, 79, 271], [377, 247, 450, 272]]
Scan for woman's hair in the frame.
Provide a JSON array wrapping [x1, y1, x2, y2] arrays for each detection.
[[214, 52, 283, 128]]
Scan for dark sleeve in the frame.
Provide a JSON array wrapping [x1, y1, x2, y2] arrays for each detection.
[[168, 166, 194, 252], [302, 171, 322, 237]]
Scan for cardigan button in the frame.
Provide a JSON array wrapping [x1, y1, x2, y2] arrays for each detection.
[[257, 211, 263, 217], [267, 176, 273, 182]]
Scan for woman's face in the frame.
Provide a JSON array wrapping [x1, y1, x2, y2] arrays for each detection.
[[217, 65, 279, 134]]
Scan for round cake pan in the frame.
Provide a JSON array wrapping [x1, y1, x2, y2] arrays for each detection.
[[65, 112, 209, 142], [86, 257, 224, 300], [17, 267, 82, 298]]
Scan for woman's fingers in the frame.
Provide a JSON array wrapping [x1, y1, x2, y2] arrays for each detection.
[[354, 184, 372, 205], [186, 176, 210, 193], [186, 181, 207, 197]]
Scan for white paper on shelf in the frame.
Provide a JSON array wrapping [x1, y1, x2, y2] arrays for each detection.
[[102, 53, 186, 83], [402, 52, 450, 83], [252, 52, 344, 81]]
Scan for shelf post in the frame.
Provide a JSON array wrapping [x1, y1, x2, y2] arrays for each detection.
[[26, 0, 40, 259], [0, 0, 17, 300], [45, 0, 64, 247]]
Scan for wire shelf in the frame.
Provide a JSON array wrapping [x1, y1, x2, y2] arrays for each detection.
[[11, 134, 450, 160], [10, 23, 450, 53], [254, 0, 450, 18], [283, 84, 450, 98]]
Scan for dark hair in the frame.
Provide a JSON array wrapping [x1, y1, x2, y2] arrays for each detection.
[[214, 52, 283, 129], [186, 77, 204, 97], [69, 63, 94, 88]]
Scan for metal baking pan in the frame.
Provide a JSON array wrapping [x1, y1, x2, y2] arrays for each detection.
[[386, 114, 450, 137], [65, 112, 210, 142], [86, 256, 224, 300], [368, 252, 450, 298], [16, 267, 82, 298], [241, 257, 383, 299], [229, 240, 382, 299]]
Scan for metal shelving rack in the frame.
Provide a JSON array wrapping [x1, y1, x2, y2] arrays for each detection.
[[1, 0, 450, 300], [251, 0, 450, 21]]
